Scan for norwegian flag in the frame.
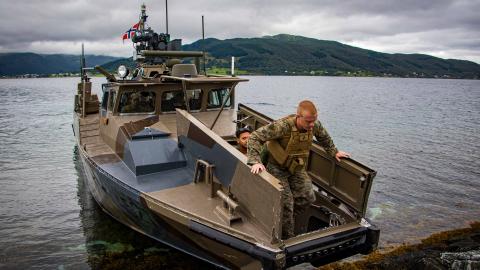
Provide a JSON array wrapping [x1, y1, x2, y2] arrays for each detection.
[[122, 22, 140, 41]]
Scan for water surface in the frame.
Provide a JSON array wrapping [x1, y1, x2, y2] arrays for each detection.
[[0, 76, 478, 269]]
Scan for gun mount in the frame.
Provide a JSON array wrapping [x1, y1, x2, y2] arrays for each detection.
[[131, 3, 187, 66]]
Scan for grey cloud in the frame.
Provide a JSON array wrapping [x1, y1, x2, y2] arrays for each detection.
[[0, 0, 478, 63]]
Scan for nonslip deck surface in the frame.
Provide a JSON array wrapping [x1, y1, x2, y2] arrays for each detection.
[[147, 182, 270, 243]]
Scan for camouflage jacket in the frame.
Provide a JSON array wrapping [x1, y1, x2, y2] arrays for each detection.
[[247, 117, 338, 165]]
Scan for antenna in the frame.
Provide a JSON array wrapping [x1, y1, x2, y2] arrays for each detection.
[[202, 15, 206, 74], [81, 43, 86, 81], [165, 0, 169, 35], [140, 3, 147, 30]]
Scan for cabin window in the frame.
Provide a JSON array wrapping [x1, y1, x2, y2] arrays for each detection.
[[101, 91, 108, 110], [161, 89, 203, 112], [207, 88, 231, 109], [118, 91, 156, 114], [188, 89, 203, 111], [108, 91, 116, 111]]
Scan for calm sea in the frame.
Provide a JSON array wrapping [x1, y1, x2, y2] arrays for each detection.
[[0, 76, 479, 269]]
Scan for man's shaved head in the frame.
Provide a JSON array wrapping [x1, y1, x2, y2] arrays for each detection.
[[297, 100, 317, 116]]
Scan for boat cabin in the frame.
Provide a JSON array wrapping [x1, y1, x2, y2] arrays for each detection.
[[100, 63, 245, 115], [100, 83, 234, 116], [97, 63, 248, 157]]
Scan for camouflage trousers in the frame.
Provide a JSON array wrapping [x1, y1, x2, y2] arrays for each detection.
[[267, 162, 316, 239]]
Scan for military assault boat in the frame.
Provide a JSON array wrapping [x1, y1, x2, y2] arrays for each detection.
[[72, 4, 379, 269]]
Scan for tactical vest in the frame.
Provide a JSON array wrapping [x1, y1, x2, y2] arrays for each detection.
[[267, 115, 313, 174]]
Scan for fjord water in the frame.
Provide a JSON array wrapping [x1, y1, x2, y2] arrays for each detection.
[[0, 76, 478, 269]]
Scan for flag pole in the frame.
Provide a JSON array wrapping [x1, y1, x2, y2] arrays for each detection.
[[202, 15, 206, 75], [165, 0, 169, 35]]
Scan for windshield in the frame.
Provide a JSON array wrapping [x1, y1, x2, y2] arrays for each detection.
[[207, 88, 231, 109], [161, 89, 203, 112], [118, 91, 156, 114]]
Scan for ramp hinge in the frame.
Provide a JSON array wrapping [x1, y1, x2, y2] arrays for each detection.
[[215, 190, 242, 226]]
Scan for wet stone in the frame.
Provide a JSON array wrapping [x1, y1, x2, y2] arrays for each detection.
[[419, 257, 446, 270], [319, 222, 480, 270], [440, 250, 480, 270]]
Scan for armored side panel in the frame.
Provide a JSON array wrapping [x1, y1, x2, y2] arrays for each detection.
[[175, 108, 284, 242]]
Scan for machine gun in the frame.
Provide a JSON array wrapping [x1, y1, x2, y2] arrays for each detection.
[[131, 3, 182, 65], [132, 29, 172, 51]]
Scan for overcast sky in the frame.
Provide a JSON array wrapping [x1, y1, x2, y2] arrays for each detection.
[[0, 0, 479, 63]]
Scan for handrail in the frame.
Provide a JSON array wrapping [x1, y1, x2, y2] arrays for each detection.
[[210, 82, 238, 130]]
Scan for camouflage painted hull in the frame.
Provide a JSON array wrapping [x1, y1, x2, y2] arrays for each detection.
[[77, 146, 379, 269]]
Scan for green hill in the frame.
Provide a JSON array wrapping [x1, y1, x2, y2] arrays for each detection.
[[182, 34, 480, 78], [0, 53, 120, 76]]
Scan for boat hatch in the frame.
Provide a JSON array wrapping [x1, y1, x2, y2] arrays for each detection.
[[131, 127, 171, 140], [124, 133, 186, 176]]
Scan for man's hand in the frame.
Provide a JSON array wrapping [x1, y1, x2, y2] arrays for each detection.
[[250, 163, 266, 174], [335, 151, 351, 162]]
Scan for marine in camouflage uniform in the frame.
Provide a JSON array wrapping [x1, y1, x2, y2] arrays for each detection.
[[247, 114, 338, 239]]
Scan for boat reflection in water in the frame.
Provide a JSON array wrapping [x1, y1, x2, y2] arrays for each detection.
[[74, 146, 210, 269]]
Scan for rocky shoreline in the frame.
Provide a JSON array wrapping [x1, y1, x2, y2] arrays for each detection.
[[320, 222, 480, 270]]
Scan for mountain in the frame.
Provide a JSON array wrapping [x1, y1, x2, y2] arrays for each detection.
[[0, 53, 120, 76], [2, 35, 479, 78], [182, 34, 480, 78]]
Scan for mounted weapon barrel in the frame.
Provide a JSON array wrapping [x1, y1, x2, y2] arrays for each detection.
[[141, 50, 204, 57], [94, 65, 117, 82]]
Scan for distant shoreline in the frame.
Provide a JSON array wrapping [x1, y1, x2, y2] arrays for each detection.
[[1, 74, 479, 80]]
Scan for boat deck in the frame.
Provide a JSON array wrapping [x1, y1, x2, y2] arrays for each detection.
[[77, 111, 271, 244], [147, 182, 271, 244]]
